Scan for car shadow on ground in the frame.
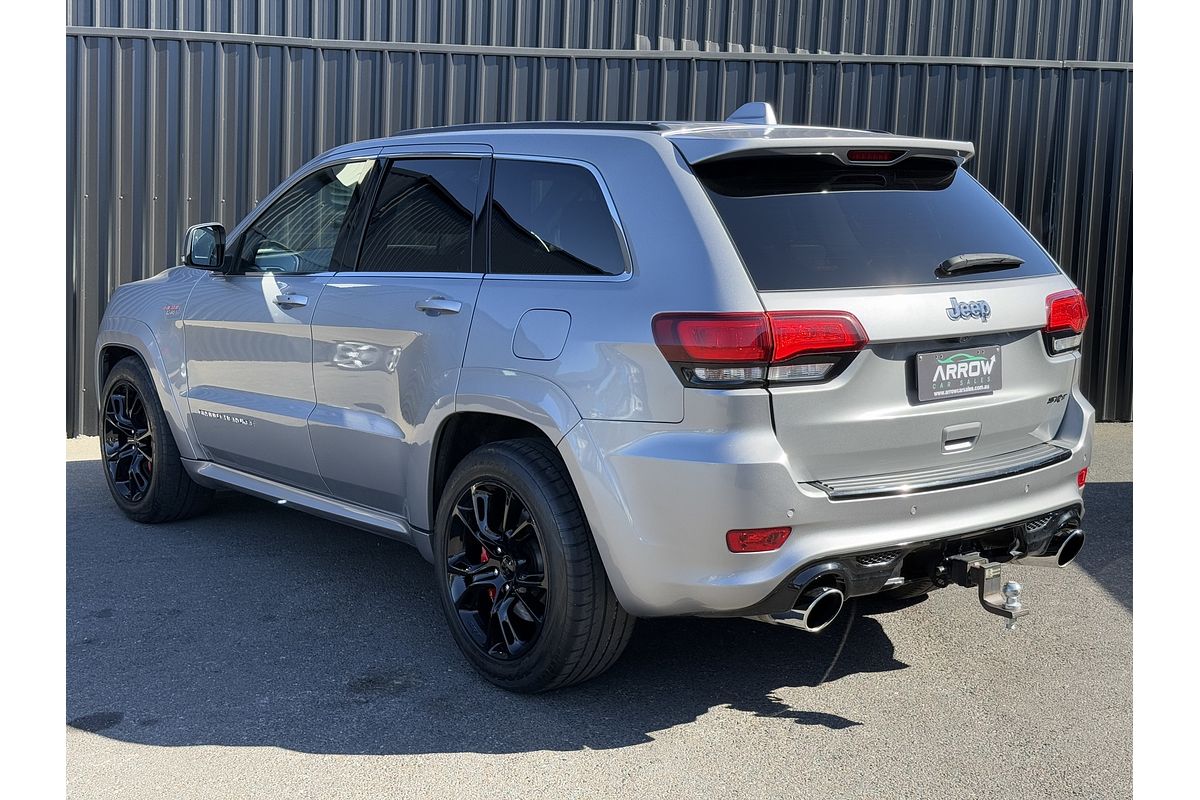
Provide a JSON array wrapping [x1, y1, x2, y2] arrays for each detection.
[[66, 460, 1131, 755], [1071, 481, 1132, 611]]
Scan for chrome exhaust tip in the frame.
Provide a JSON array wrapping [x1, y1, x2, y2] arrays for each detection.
[[793, 585, 846, 632], [745, 584, 846, 633], [1016, 527, 1086, 568]]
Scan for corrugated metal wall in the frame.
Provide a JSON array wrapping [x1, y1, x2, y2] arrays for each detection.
[[66, 4, 1133, 435], [67, 0, 1133, 61]]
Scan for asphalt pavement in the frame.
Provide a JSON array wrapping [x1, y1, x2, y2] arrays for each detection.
[[67, 424, 1132, 799]]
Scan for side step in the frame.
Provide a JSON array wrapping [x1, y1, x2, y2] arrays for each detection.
[[181, 459, 434, 560]]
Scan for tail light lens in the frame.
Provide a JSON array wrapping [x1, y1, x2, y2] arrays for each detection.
[[1077, 467, 1088, 489], [726, 527, 791, 553], [1044, 289, 1089, 354], [653, 311, 867, 387]]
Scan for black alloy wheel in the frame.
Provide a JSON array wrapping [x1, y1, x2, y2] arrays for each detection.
[[444, 480, 549, 659], [102, 379, 154, 503], [99, 355, 213, 523]]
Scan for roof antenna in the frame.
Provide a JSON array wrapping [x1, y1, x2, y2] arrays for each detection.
[[725, 101, 777, 125]]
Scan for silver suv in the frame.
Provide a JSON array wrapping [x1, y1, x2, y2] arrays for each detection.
[[95, 103, 1093, 691]]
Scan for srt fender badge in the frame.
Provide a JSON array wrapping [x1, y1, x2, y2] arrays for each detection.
[[945, 297, 991, 323], [1047, 393, 1067, 404]]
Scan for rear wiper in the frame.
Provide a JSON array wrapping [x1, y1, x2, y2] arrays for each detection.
[[935, 253, 1024, 278]]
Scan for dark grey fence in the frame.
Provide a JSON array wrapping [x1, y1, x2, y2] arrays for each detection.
[[67, 0, 1132, 61], [66, 8, 1132, 435]]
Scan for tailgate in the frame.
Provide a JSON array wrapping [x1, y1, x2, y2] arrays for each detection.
[[759, 278, 1077, 482], [690, 151, 1083, 483]]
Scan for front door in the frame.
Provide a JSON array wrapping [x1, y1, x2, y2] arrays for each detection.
[[308, 153, 488, 522], [183, 158, 377, 492]]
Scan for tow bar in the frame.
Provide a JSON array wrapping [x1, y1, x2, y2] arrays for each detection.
[[946, 553, 1027, 630]]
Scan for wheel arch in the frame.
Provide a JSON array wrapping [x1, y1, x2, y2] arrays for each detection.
[[95, 318, 201, 460]]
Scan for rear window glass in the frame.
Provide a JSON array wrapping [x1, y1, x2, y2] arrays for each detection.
[[694, 155, 1060, 291], [489, 159, 627, 277]]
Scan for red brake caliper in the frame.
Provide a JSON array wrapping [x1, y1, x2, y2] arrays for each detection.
[[480, 546, 496, 602]]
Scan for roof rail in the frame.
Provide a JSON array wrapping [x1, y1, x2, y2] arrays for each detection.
[[725, 102, 777, 125]]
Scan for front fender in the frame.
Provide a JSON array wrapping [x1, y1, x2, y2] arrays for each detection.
[[95, 316, 201, 460]]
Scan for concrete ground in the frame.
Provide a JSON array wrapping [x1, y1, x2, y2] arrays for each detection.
[[67, 425, 1131, 799]]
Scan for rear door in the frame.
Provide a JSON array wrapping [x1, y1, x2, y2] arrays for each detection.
[[308, 148, 488, 521], [692, 153, 1079, 481]]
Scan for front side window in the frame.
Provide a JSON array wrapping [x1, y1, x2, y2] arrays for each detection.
[[489, 159, 627, 277], [357, 158, 482, 272], [232, 160, 374, 274]]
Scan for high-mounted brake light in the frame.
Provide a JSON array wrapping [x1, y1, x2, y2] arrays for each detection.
[[1043, 289, 1088, 354], [652, 311, 867, 388], [846, 149, 905, 162]]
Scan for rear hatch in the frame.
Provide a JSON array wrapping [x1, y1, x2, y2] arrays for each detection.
[[688, 148, 1079, 483]]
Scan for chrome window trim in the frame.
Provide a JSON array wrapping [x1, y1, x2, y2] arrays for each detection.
[[484, 153, 634, 283], [337, 271, 483, 280]]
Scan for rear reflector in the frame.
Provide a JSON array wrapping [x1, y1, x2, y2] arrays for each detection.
[[846, 149, 905, 162], [1077, 467, 1088, 489], [726, 527, 791, 553], [1045, 289, 1089, 334]]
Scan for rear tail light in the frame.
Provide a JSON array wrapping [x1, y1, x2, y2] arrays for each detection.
[[1077, 467, 1088, 489], [653, 311, 867, 388], [726, 527, 791, 553], [1043, 289, 1089, 354]]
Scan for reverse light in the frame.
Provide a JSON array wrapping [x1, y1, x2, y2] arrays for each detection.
[[653, 311, 867, 388], [726, 527, 792, 553]]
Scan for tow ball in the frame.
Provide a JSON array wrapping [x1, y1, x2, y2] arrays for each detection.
[[945, 553, 1028, 630]]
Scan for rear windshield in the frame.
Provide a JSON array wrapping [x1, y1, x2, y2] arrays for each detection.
[[694, 155, 1059, 291]]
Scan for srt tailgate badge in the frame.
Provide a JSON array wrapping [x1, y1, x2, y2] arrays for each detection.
[[945, 297, 991, 323]]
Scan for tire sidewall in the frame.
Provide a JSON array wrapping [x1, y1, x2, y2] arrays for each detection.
[[433, 444, 578, 690]]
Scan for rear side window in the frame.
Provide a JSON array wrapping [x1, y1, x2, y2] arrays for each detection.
[[694, 155, 1060, 291], [357, 158, 482, 273], [489, 159, 627, 277]]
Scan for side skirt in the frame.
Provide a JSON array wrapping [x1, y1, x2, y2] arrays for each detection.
[[181, 458, 435, 562]]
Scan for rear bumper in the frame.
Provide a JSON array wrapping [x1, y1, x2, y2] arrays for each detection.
[[558, 388, 1094, 617]]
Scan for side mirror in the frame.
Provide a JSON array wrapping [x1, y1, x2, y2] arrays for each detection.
[[181, 223, 226, 270]]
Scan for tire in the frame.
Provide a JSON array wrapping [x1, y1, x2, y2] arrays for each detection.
[[433, 438, 634, 692], [880, 578, 936, 601], [100, 356, 214, 523]]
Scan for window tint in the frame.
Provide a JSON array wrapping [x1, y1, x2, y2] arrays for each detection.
[[694, 155, 1060, 291], [357, 158, 482, 273], [489, 159, 626, 276], [233, 160, 373, 274]]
